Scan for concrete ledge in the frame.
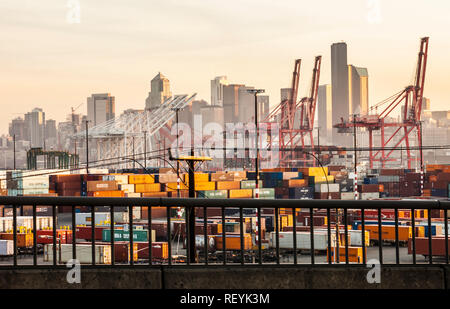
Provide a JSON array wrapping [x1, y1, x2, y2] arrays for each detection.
[[0, 268, 162, 289], [0, 266, 446, 289], [163, 266, 446, 289]]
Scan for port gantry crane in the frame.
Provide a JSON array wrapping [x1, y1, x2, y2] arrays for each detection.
[[263, 56, 322, 167], [334, 37, 429, 170]]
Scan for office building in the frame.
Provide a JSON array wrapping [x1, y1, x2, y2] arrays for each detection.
[[87, 93, 115, 127], [331, 42, 350, 146], [317, 84, 333, 144], [45, 119, 57, 149], [348, 65, 369, 115], [145, 72, 172, 110], [9, 117, 25, 141], [24, 108, 46, 148], [211, 76, 229, 107]]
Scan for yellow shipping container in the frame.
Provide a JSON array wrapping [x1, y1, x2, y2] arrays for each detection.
[[135, 183, 161, 193], [308, 167, 329, 177], [327, 246, 365, 263], [128, 174, 156, 184], [312, 175, 334, 184], [229, 189, 253, 199], [184, 173, 210, 183], [195, 182, 216, 191], [165, 182, 188, 192]]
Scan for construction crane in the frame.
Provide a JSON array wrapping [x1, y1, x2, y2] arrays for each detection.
[[334, 37, 429, 169], [263, 56, 322, 167]]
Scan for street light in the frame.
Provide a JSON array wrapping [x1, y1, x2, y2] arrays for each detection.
[[247, 89, 265, 198]]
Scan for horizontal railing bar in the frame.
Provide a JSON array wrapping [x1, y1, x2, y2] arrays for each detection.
[[0, 196, 447, 209]]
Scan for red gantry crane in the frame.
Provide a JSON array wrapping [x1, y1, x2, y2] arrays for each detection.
[[334, 37, 429, 169], [264, 56, 322, 167]]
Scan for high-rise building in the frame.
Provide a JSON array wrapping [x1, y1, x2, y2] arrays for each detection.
[[9, 117, 25, 141], [331, 42, 350, 146], [211, 76, 229, 107], [45, 119, 57, 149], [87, 93, 115, 127], [145, 72, 172, 110], [257, 95, 270, 121], [223, 84, 244, 124], [24, 108, 46, 148], [317, 84, 333, 144], [348, 65, 369, 115]]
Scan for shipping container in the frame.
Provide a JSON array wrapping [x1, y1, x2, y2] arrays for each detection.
[[214, 234, 252, 250], [0, 239, 13, 256], [269, 231, 336, 251], [44, 244, 111, 264]]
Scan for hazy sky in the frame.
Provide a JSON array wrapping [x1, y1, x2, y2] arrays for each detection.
[[1, 0, 449, 134]]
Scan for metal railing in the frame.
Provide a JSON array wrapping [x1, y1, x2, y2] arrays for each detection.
[[0, 196, 448, 268]]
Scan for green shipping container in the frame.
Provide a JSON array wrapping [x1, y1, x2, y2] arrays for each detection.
[[240, 180, 263, 189], [102, 229, 149, 242], [253, 188, 275, 198], [197, 190, 228, 199]]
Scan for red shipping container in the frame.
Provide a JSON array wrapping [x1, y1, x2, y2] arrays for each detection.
[[75, 226, 108, 241], [135, 241, 169, 260]]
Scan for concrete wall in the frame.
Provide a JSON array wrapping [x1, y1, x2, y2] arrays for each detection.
[[0, 266, 448, 289]]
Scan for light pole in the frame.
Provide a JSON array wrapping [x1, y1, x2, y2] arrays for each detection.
[[13, 134, 16, 170], [171, 108, 182, 198], [247, 89, 265, 198], [143, 131, 147, 169], [85, 120, 89, 174]]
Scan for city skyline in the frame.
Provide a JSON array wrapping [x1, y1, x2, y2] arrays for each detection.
[[1, 1, 450, 135]]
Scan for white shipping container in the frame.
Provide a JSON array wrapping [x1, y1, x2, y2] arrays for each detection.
[[315, 183, 340, 193], [125, 193, 141, 198], [360, 192, 380, 200], [76, 213, 110, 226], [114, 175, 130, 185], [44, 244, 111, 264], [270, 231, 336, 250], [340, 192, 356, 200], [0, 240, 13, 255], [119, 184, 135, 193]]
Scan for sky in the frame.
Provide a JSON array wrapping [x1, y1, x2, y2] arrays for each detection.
[[0, 0, 449, 135]]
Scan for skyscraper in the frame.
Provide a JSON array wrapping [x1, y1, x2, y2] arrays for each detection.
[[24, 108, 46, 148], [145, 72, 172, 110], [87, 93, 115, 127], [211, 76, 229, 106], [348, 65, 369, 115], [45, 119, 57, 149], [331, 42, 350, 146], [317, 84, 333, 143], [9, 117, 25, 141]]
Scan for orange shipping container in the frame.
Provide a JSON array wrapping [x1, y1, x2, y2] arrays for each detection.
[[0, 233, 33, 248], [87, 181, 118, 192], [141, 192, 169, 198], [327, 246, 365, 263], [135, 183, 161, 193], [165, 182, 188, 191], [184, 173, 209, 183], [359, 225, 412, 242], [285, 179, 307, 187], [128, 174, 156, 184], [229, 189, 253, 199], [89, 191, 125, 197], [216, 181, 240, 190], [214, 234, 252, 250], [195, 182, 216, 191]]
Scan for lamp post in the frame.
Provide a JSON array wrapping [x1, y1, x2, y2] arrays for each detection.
[[143, 131, 147, 169], [171, 107, 182, 198], [85, 120, 89, 174], [247, 89, 265, 198]]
